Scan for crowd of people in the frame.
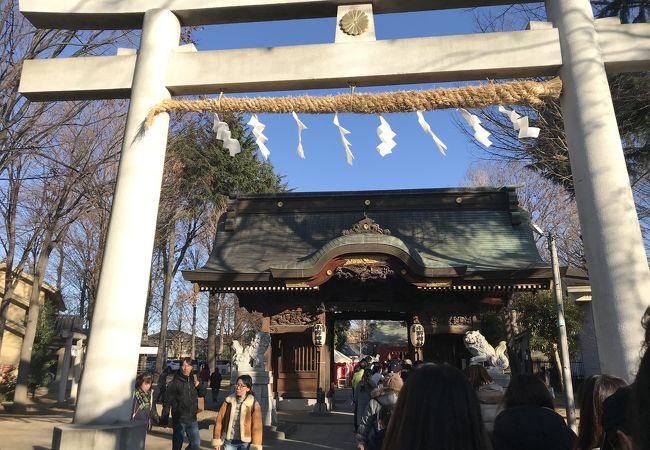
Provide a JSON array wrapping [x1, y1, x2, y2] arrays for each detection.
[[349, 306, 650, 450], [130, 306, 650, 450], [132, 357, 263, 450]]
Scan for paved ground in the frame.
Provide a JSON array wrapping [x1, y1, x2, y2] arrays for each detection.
[[0, 387, 576, 449], [0, 388, 358, 450]]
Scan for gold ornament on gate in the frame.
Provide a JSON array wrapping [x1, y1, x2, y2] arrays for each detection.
[[340, 10, 369, 36]]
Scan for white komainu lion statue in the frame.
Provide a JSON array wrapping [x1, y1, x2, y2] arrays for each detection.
[[231, 332, 271, 371], [463, 330, 509, 371]]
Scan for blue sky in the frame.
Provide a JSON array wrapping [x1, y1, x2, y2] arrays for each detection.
[[194, 8, 506, 192]]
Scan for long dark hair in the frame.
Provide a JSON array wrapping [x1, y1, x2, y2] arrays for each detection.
[[502, 374, 555, 410], [382, 363, 491, 450], [574, 375, 627, 450], [465, 365, 494, 389]]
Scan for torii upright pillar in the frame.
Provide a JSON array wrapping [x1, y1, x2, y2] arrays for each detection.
[[546, 0, 650, 381], [55, 9, 181, 447]]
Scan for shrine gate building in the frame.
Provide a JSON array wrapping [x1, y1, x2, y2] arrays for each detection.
[[184, 186, 551, 402]]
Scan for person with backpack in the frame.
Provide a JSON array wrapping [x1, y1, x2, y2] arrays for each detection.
[[356, 372, 402, 450], [354, 367, 374, 434], [367, 406, 393, 450], [351, 360, 368, 430], [212, 374, 263, 450]]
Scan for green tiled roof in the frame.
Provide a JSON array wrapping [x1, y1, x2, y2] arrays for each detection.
[[186, 187, 548, 282]]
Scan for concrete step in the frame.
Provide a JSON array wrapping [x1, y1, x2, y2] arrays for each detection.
[[264, 425, 285, 440], [273, 421, 297, 440]]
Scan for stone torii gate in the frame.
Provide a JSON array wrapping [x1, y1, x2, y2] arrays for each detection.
[[18, 0, 650, 448]]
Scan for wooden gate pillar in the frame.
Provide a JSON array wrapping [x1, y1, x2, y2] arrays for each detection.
[[261, 315, 272, 372], [316, 310, 331, 398]]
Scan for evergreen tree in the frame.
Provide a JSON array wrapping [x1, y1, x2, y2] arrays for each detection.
[[512, 291, 583, 359], [152, 112, 287, 373], [28, 298, 57, 397], [334, 320, 351, 351], [165, 112, 287, 212]]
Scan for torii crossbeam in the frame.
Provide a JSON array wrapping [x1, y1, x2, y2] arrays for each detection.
[[18, 1, 650, 449], [19, 19, 650, 100]]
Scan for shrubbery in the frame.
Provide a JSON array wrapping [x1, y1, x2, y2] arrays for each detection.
[[0, 365, 17, 402]]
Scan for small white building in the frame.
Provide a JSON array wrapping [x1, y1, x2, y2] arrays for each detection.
[[564, 267, 601, 378]]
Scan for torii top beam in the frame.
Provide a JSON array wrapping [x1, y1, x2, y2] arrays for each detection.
[[18, 20, 650, 102], [21, 0, 536, 29]]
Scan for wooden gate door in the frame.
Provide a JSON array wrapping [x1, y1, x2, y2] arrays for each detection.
[[272, 331, 317, 398]]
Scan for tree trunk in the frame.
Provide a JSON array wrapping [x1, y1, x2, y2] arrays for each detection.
[[86, 281, 96, 328], [0, 278, 17, 355], [176, 310, 182, 358], [142, 268, 156, 343], [55, 245, 64, 291], [207, 293, 217, 371], [0, 166, 22, 353], [190, 299, 197, 359], [86, 206, 110, 328], [79, 277, 87, 325], [12, 231, 55, 411], [155, 226, 175, 374]]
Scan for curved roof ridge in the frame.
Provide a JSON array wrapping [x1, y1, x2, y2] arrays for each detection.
[[270, 232, 452, 279]]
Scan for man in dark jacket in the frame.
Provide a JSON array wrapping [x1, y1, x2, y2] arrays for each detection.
[[209, 368, 222, 408], [162, 357, 206, 450]]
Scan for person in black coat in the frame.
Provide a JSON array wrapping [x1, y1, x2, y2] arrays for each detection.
[[493, 374, 576, 450], [161, 357, 206, 450], [209, 368, 222, 406], [156, 366, 171, 403]]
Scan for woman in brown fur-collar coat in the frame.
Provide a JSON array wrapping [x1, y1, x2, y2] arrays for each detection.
[[212, 374, 263, 450]]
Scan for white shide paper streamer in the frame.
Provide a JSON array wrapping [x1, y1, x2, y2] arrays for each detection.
[[212, 114, 241, 157], [376, 115, 397, 157], [498, 106, 540, 139], [291, 112, 307, 159], [416, 111, 447, 156], [247, 114, 270, 160], [515, 115, 540, 139], [333, 113, 354, 165], [459, 108, 492, 147]]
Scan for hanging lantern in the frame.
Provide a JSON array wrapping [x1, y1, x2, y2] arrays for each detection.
[[312, 323, 327, 347], [410, 317, 425, 348]]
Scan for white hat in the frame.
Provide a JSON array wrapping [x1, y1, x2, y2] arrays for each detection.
[[403, 359, 413, 365]]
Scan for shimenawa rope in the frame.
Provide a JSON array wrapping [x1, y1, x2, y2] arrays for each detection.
[[144, 77, 562, 128]]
